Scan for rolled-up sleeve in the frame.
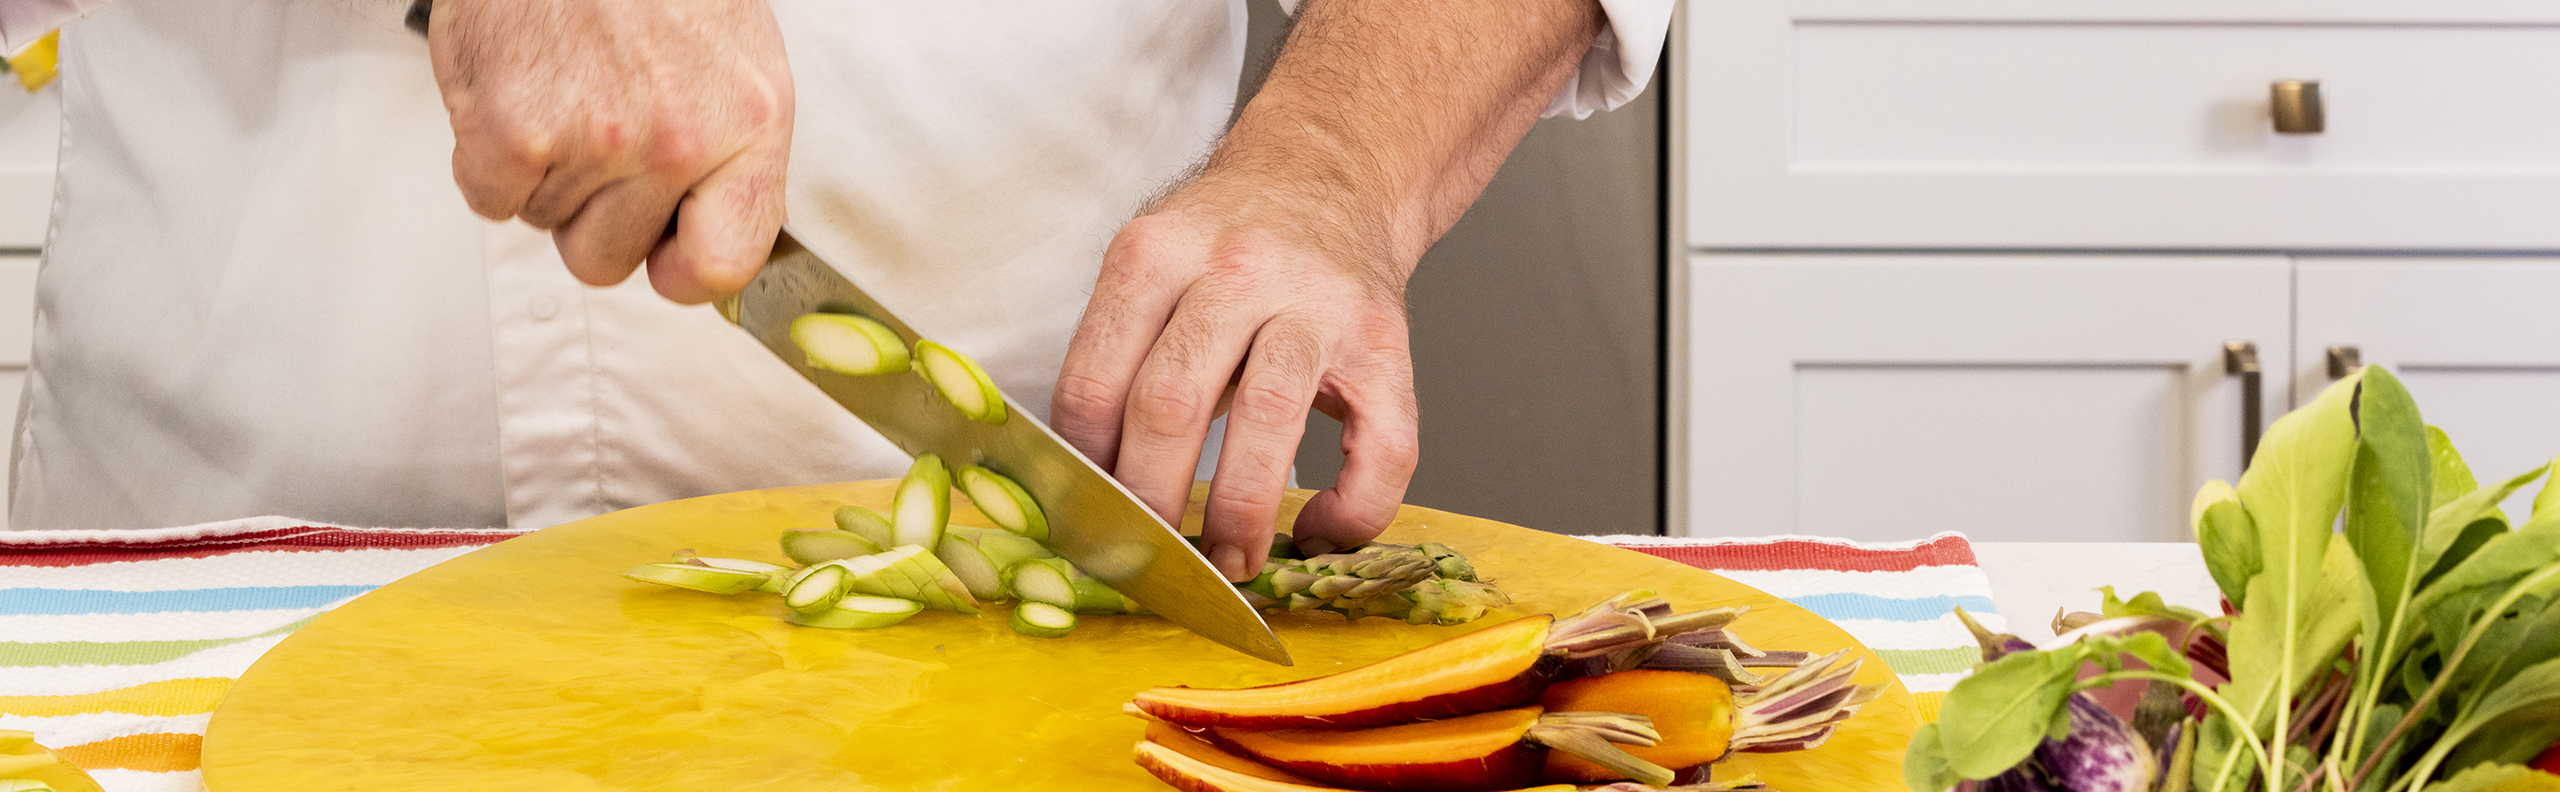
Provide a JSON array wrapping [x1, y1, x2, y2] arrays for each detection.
[[1545, 0, 1674, 119]]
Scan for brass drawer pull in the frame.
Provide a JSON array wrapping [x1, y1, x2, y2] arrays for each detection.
[[2226, 341, 2263, 471], [2327, 345, 2362, 380], [2273, 80, 2325, 134]]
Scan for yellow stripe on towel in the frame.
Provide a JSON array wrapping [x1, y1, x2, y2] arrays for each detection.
[[56, 732, 202, 772], [0, 677, 230, 717]]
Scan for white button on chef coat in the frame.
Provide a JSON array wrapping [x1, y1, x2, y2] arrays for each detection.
[[6, 0, 1669, 532]]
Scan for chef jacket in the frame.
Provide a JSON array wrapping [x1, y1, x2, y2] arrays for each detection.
[[6, 0, 1672, 531]]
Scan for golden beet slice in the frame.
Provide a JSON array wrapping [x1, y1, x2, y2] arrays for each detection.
[[1133, 740, 1576, 792], [1210, 707, 1546, 792], [1537, 669, 1736, 782], [1134, 616, 1556, 729], [1143, 720, 1319, 785]]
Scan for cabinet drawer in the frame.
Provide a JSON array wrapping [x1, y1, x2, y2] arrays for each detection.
[[1686, 0, 2560, 250]]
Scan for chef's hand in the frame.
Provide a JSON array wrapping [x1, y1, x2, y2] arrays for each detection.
[[1053, 0, 1602, 582], [424, 0, 792, 305], [1056, 178, 1422, 583]]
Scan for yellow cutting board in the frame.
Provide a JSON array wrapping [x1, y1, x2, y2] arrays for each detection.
[[201, 481, 1917, 791]]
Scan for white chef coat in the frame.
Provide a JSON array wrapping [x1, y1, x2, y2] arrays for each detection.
[[6, 0, 1671, 532]]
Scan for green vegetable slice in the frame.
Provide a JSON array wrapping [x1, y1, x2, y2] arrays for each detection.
[[1010, 601, 1077, 639], [781, 529, 882, 566], [783, 563, 850, 613], [622, 562, 768, 595], [1005, 557, 1078, 611], [936, 526, 1059, 601], [893, 454, 952, 551], [913, 340, 1006, 424], [833, 505, 896, 548], [786, 595, 924, 630], [691, 556, 794, 594], [791, 313, 910, 375], [957, 465, 1049, 541], [841, 545, 982, 614]]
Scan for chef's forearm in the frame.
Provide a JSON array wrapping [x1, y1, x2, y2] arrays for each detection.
[[1205, 0, 1603, 269]]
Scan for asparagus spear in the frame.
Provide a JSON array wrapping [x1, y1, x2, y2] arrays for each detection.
[[791, 313, 910, 375], [891, 455, 951, 551]]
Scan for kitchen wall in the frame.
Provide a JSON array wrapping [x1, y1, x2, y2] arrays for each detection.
[[1244, 1, 1670, 537]]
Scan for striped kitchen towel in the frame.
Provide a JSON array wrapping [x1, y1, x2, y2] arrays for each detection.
[[1584, 531, 2001, 723], [0, 518, 523, 792], [3, 521, 1994, 792]]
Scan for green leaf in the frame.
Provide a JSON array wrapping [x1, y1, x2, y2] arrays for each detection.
[[2101, 585, 2213, 623], [2218, 538, 2367, 738], [2422, 763, 2560, 792], [2446, 724, 2560, 779], [1934, 648, 2082, 778], [2454, 591, 2560, 704], [2194, 480, 2261, 610], [2419, 466, 2549, 586], [2190, 714, 2257, 792], [1902, 724, 1961, 792], [2535, 458, 2560, 526], [2234, 372, 2361, 671], [2431, 425, 2485, 512], [2414, 517, 2560, 638], [2434, 658, 2560, 778], [2085, 630, 2197, 680], [2347, 367, 2433, 634]]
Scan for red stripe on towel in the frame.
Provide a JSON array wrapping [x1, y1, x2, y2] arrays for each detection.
[[1614, 535, 1976, 572], [0, 528, 524, 567]]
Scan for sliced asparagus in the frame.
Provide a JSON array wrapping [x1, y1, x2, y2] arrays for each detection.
[[841, 545, 982, 614], [936, 525, 1057, 601], [1010, 601, 1077, 639], [1005, 557, 1144, 614], [689, 556, 795, 594], [956, 465, 1049, 541], [833, 505, 896, 548], [783, 562, 850, 613], [791, 313, 910, 375], [913, 340, 1007, 424], [781, 529, 883, 566], [786, 595, 924, 630], [623, 562, 769, 595], [892, 454, 952, 551]]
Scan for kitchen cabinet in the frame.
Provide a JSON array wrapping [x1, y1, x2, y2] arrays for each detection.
[[1687, 254, 2289, 543], [1671, 0, 2560, 539]]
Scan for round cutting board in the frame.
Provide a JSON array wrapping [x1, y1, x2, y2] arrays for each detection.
[[202, 481, 1918, 791]]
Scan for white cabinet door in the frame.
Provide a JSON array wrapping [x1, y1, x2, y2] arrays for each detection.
[[1686, 0, 2560, 249], [2296, 258, 2560, 507], [1683, 254, 2292, 542]]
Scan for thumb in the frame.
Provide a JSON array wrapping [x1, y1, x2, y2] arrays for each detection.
[[645, 149, 788, 305]]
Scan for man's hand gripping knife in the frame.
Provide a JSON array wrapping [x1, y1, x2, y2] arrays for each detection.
[[421, 0, 794, 305], [1052, 0, 1606, 582]]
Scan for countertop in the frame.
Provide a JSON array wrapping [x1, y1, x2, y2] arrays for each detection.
[[1973, 541, 2223, 642]]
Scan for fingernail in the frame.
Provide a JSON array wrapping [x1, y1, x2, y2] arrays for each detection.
[[1296, 538, 1337, 558], [1209, 544, 1250, 582]]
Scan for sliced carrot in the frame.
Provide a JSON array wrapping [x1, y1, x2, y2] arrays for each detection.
[[1536, 669, 1736, 782]]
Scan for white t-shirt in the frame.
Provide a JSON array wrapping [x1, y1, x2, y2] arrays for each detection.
[[7, 0, 1669, 531]]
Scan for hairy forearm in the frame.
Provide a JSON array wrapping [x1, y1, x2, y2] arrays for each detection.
[[1199, 0, 1603, 270]]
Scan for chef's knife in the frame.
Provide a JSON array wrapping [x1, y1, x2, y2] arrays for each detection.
[[719, 230, 1291, 665]]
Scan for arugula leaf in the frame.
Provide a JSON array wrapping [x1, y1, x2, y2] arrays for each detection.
[[2084, 630, 2197, 679], [2194, 480, 2261, 610], [2191, 714, 2257, 792], [2444, 723, 2560, 776], [2347, 367, 2432, 633], [2100, 585, 2212, 623], [2234, 371, 2359, 635], [2420, 763, 2560, 792], [1934, 648, 2083, 778], [1901, 724, 1961, 792], [2430, 425, 2484, 511], [2412, 515, 2560, 639], [2450, 591, 2560, 704]]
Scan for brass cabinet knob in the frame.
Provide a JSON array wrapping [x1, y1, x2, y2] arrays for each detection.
[[2272, 80, 2325, 134]]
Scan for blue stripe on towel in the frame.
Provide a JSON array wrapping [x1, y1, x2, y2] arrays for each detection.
[[0, 585, 376, 615], [1782, 592, 1997, 622]]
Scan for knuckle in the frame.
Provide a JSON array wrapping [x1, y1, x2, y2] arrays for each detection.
[[1231, 377, 1306, 429], [1127, 379, 1210, 431], [1050, 372, 1125, 427]]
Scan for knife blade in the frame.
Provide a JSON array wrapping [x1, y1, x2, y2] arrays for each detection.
[[719, 230, 1291, 665]]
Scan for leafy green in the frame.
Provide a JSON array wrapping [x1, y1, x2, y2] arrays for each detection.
[[2191, 715, 2255, 792], [2347, 367, 2433, 633], [2194, 480, 2261, 610], [2430, 425, 2484, 512], [1934, 650, 2078, 777], [2535, 459, 2560, 525], [2421, 763, 2560, 792], [1901, 724, 1960, 792], [2416, 657, 2560, 784], [2418, 466, 2548, 587]]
